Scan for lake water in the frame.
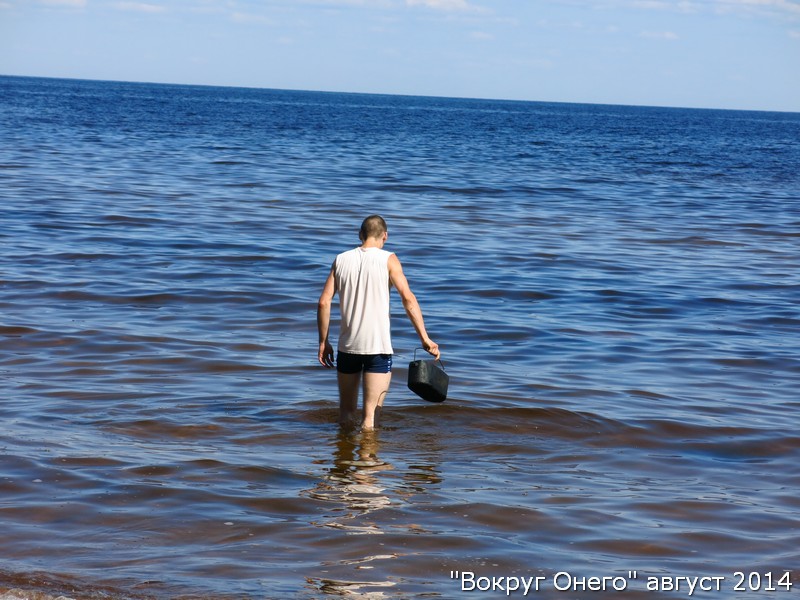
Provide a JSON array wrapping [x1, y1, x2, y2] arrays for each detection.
[[0, 75, 799, 599]]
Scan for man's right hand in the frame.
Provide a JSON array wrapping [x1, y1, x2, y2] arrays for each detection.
[[318, 341, 335, 368]]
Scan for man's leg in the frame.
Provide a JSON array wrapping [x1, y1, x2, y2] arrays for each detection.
[[361, 372, 391, 430], [337, 371, 361, 428]]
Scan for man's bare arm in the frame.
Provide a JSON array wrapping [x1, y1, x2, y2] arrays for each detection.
[[317, 266, 336, 367], [388, 254, 440, 359]]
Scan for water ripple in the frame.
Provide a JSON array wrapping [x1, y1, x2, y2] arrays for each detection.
[[1, 76, 798, 599]]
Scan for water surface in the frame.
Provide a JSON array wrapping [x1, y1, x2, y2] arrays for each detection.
[[1, 76, 799, 598]]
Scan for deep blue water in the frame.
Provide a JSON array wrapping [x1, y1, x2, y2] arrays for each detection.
[[0, 75, 799, 599]]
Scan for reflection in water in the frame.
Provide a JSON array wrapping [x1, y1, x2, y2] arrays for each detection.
[[312, 578, 396, 599], [308, 430, 394, 533], [306, 430, 397, 597]]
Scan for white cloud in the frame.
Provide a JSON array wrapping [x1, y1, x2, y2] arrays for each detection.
[[315, 0, 392, 5], [231, 11, 273, 25], [639, 30, 679, 39], [470, 30, 493, 40], [406, 0, 474, 11], [39, 0, 87, 7], [570, 0, 690, 10], [630, 0, 697, 10], [285, 0, 393, 7], [714, 0, 800, 17], [613, 0, 800, 17], [549, 0, 798, 17], [791, 29, 800, 36], [114, 2, 166, 12], [631, 0, 670, 8]]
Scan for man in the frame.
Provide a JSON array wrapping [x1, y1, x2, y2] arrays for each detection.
[[317, 215, 440, 430]]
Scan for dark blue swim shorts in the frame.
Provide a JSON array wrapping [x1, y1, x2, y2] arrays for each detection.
[[336, 352, 393, 374]]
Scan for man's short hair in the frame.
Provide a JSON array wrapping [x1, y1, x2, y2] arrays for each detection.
[[359, 215, 387, 241]]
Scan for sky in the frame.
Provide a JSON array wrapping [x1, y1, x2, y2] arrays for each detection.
[[1, 0, 799, 111]]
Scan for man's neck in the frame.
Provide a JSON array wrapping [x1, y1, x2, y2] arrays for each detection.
[[361, 237, 385, 250]]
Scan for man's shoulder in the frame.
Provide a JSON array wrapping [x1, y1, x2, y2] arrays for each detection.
[[335, 247, 360, 260], [334, 248, 362, 272], [335, 247, 395, 266]]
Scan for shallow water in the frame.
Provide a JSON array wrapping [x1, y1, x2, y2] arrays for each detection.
[[1, 76, 799, 598]]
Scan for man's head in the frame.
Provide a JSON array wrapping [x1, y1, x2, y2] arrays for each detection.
[[359, 215, 388, 242]]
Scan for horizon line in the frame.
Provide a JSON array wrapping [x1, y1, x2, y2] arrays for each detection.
[[2, 72, 798, 116]]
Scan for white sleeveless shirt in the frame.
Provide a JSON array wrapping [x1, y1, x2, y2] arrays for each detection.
[[334, 247, 394, 354]]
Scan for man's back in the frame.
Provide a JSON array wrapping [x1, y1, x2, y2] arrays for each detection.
[[335, 246, 393, 355]]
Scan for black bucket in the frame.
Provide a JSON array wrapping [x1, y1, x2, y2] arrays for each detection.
[[407, 348, 449, 403]]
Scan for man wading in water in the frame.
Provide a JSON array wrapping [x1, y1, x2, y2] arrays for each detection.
[[317, 215, 440, 430]]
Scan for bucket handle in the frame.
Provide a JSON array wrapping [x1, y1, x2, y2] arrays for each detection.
[[413, 347, 446, 371]]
